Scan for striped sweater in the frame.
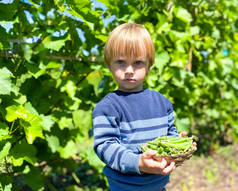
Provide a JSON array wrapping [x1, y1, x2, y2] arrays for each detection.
[[92, 89, 178, 191]]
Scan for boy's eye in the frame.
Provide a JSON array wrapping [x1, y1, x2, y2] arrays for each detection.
[[134, 61, 143, 65], [116, 60, 125, 65]]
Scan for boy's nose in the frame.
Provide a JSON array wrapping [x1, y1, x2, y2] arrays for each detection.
[[125, 65, 134, 74]]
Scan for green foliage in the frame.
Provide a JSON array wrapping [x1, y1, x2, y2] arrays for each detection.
[[0, 0, 238, 190]]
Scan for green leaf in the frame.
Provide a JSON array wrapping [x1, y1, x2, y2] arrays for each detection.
[[204, 109, 220, 119], [95, 33, 108, 42], [97, 0, 110, 7], [0, 122, 11, 141], [0, 25, 9, 48], [170, 59, 185, 68], [14, 95, 27, 105], [46, 61, 62, 69], [154, 51, 170, 73], [42, 37, 68, 51], [5, 105, 28, 122], [86, 70, 103, 95], [25, 167, 44, 191], [3, 184, 12, 191], [58, 140, 77, 159], [0, 141, 11, 161], [40, 115, 55, 131], [80, 146, 104, 170], [0, 3, 16, 21], [169, 30, 189, 41], [10, 140, 37, 166], [21, 113, 44, 144], [58, 116, 74, 130], [73, 109, 91, 129], [0, 122, 9, 136], [190, 26, 200, 36], [162, 67, 175, 81], [146, 73, 158, 88], [66, 0, 101, 29], [60, 80, 77, 98], [46, 134, 60, 153], [175, 117, 191, 133], [174, 7, 192, 23], [23, 44, 33, 62], [54, 0, 66, 8], [24, 102, 39, 115], [25, 62, 43, 79], [11, 157, 24, 166], [0, 67, 17, 95]]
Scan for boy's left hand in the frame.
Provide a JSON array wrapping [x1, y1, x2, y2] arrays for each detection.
[[180, 131, 197, 151], [180, 131, 187, 137]]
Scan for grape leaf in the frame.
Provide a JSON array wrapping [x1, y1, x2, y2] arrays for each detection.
[[0, 67, 17, 95]]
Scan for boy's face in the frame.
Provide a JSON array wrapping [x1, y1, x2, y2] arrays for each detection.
[[109, 55, 149, 92]]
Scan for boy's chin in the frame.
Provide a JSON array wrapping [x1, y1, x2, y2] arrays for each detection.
[[119, 86, 143, 92]]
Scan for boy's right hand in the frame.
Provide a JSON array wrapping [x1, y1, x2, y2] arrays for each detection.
[[139, 150, 176, 175]]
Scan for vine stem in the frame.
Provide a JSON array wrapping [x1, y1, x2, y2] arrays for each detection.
[[9, 120, 15, 134], [10, 125, 20, 135]]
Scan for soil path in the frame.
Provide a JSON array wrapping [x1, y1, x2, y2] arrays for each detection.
[[166, 143, 238, 191]]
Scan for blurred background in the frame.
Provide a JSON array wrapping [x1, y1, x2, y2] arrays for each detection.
[[0, 0, 238, 190]]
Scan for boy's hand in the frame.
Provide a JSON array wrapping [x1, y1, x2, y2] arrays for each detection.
[[180, 131, 197, 151], [180, 131, 187, 137], [139, 150, 176, 175]]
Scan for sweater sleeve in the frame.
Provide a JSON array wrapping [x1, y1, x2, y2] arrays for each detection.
[[167, 100, 179, 137], [92, 100, 141, 174]]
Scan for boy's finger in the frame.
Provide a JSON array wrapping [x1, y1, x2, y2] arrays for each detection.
[[162, 162, 175, 174], [180, 131, 187, 137], [143, 150, 157, 158], [159, 158, 167, 169], [193, 142, 197, 146]]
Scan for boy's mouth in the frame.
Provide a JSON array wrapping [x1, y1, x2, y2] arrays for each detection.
[[124, 79, 136, 82]]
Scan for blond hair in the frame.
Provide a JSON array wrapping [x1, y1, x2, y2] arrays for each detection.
[[104, 23, 155, 67]]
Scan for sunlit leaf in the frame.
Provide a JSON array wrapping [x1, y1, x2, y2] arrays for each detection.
[[58, 140, 77, 159], [58, 116, 74, 130], [42, 38, 67, 51], [5, 105, 28, 122], [46, 134, 60, 153], [174, 7, 192, 23], [0, 67, 17, 95], [0, 141, 11, 161], [175, 117, 191, 133], [0, 122, 11, 141], [154, 51, 170, 74], [60, 80, 77, 98], [40, 115, 55, 131], [86, 70, 103, 95], [21, 113, 44, 144]]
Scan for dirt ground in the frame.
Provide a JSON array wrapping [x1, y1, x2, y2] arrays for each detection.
[[166, 142, 238, 191]]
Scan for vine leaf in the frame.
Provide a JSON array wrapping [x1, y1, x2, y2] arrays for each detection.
[[0, 67, 17, 95], [0, 141, 11, 161]]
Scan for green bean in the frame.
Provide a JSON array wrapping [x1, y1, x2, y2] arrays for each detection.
[[140, 135, 194, 156]]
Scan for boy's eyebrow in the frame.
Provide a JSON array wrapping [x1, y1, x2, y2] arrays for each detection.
[[114, 59, 125, 62], [136, 57, 146, 61]]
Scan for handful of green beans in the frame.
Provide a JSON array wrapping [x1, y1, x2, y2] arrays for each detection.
[[141, 136, 194, 156]]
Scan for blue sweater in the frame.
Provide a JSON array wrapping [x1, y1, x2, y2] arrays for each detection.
[[92, 89, 178, 191]]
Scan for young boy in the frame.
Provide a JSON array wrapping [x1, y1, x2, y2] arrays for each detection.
[[92, 23, 178, 191]]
